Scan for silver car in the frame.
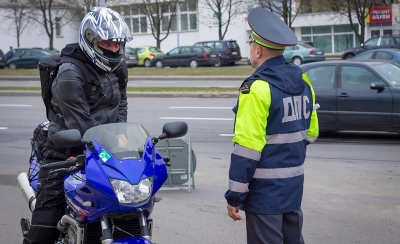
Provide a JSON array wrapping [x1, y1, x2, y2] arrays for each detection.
[[124, 46, 139, 67]]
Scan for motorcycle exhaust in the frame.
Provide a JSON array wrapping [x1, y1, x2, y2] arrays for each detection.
[[16, 172, 36, 212]]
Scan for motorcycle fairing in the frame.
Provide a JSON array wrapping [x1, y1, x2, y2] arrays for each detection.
[[64, 139, 168, 223]]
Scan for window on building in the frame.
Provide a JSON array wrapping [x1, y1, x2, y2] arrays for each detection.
[[334, 34, 354, 53], [56, 17, 61, 36], [121, 6, 148, 34], [302, 24, 359, 53], [179, 0, 197, 31], [301, 0, 312, 14], [117, 1, 197, 34]]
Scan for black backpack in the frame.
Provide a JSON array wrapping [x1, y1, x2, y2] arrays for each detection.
[[28, 55, 128, 178], [38, 54, 128, 122]]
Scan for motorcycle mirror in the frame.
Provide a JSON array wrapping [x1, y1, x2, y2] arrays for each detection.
[[52, 129, 82, 148], [161, 121, 188, 139]]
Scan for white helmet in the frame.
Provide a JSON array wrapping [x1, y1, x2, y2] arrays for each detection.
[[79, 7, 132, 72]]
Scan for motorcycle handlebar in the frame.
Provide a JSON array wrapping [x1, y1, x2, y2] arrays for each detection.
[[41, 157, 77, 170]]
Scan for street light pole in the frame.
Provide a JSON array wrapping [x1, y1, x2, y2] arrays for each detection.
[[176, 3, 181, 47], [99, 0, 106, 7]]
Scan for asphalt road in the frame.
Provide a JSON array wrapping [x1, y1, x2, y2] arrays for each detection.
[[0, 96, 399, 244]]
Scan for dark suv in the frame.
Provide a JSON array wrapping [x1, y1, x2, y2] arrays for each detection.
[[194, 40, 242, 66], [341, 35, 400, 59]]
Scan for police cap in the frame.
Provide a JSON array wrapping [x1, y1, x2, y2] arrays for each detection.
[[247, 8, 298, 50]]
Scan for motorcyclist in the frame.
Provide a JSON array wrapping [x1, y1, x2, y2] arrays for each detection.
[[23, 7, 132, 244]]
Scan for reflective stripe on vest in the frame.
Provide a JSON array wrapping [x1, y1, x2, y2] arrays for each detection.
[[228, 180, 249, 193], [232, 143, 261, 161], [253, 165, 304, 179], [266, 129, 308, 144]]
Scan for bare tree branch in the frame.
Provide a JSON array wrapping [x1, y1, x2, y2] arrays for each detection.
[[27, 0, 80, 49], [322, 0, 400, 43], [249, 0, 304, 28], [0, 0, 34, 47], [199, 0, 246, 40]]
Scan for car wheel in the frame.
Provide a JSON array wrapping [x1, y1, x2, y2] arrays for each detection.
[[9, 63, 17, 69], [344, 54, 354, 60], [155, 60, 163, 68], [144, 59, 151, 67], [190, 60, 198, 68], [292, 57, 303, 65], [215, 58, 221, 67]]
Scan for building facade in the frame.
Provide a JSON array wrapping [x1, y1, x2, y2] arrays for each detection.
[[1, 2, 399, 58]]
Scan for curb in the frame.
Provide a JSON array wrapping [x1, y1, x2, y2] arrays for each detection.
[[0, 76, 247, 81], [0, 90, 239, 98]]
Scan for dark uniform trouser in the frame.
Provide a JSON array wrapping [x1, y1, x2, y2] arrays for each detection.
[[23, 151, 68, 244], [246, 208, 305, 244]]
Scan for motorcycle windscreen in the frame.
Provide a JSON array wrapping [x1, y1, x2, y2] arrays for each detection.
[[83, 123, 150, 160]]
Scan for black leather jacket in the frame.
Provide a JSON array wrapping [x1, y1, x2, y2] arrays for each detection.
[[47, 43, 128, 154]]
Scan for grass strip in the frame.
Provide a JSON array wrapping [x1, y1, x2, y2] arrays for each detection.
[[0, 66, 253, 76]]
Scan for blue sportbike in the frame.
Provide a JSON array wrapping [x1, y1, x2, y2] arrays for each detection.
[[17, 121, 188, 244]]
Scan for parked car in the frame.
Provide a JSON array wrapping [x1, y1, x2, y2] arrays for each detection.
[[5, 47, 31, 62], [132, 46, 164, 67], [0, 49, 5, 69], [124, 46, 139, 67], [351, 48, 400, 64], [150, 46, 220, 68], [32, 47, 59, 54], [300, 60, 400, 133], [283, 43, 325, 65], [341, 35, 400, 60], [194, 40, 242, 66], [44, 48, 60, 54], [6, 50, 52, 69]]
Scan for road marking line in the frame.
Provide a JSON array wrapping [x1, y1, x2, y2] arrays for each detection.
[[220, 134, 234, 137], [169, 107, 232, 109], [0, 127, 8, 130], [0, 104, 32, 107], [142, 81, 177, 84], [160, 117, 233, 121]]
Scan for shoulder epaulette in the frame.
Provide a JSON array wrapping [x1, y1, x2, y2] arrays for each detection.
[[240, 79, 256, 94]]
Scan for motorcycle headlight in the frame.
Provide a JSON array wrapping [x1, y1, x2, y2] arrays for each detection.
[[110, 177, 153, 206]]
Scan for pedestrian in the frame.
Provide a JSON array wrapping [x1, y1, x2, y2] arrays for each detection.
[[23, 7, 132, 244], [6, 46, 14, 60], [225, 8, 319, 244]]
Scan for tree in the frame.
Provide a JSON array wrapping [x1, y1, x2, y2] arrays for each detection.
[[0, 0, 33, 47], [323, 0, 400, 43], [27, 0, 78, 50], [199, 0, 245, 40], [252, 0, 304, 28], [128, 0, 181, 48]]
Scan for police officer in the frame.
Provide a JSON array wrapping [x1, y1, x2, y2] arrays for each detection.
[[225, 8, 319, 244]]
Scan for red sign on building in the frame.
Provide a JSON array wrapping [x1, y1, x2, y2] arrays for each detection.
[[370, 6, 392, 23]]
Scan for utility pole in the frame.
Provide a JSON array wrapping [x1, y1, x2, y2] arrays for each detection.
[[176, 3, 181, 46], [99, 0, 106, 7]]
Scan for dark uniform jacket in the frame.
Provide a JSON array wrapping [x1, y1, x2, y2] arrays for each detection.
[[47, 43, 128, 156], [225, 55, 319, 215]]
